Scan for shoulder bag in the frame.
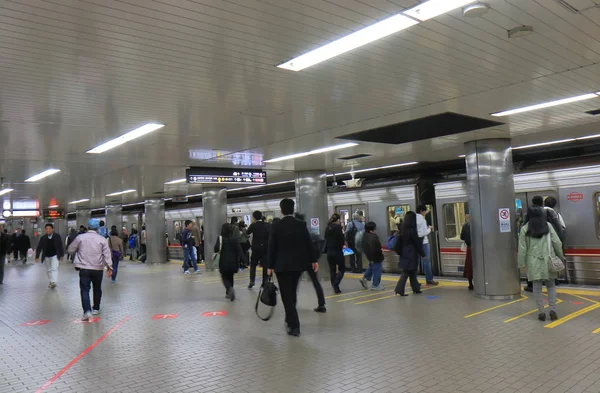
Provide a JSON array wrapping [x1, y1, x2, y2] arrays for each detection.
[[547, 232, 565, 273], [255, 276, 278, 321], [460, 242, 468, 252], [212, 236, 222, 265]]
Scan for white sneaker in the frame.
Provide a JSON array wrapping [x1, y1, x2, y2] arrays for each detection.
[[81, 312, 92, 322], [92, 309, 100, 315], [371, 285, 385, 291], [49, 282, 57, 289], [184, 270, 191, 275]]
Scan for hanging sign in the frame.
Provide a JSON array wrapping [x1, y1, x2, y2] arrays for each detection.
[[498, 208, 511, 233]]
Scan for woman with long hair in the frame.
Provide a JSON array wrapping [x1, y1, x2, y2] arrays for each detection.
[[324, 213, 345, 294], [518, 206, 564, 321], [215, 223, 248, 301], [394, 211, 425, 296]]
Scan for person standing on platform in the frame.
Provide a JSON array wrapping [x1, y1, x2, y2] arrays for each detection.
[[394, 211, 425, 296], [359, 222, 385, 291], [416, 205, 439, 286], [267, 198, 318, 337], [324, 213, 345, 294], [181, 220, 200, 275], [97, 220, 108, 238], [460, 214, 473, 290], [11, 228, 20, 262], [35, 224, 65, 289], [191, 220, 202, 265], [294, 213, 326, 313], [140, 225, 147, 258], [19, 229, 31, 264], [247, 210, 269, 289], [345, 212, 365, 273], [66, 228, 78, 262], [0, 226, 8, 285], [108, 228, 124, 283], [128, 229, 138, 260], [518, 206, 564, 321], [215, 223, 248, 301], [68, 219, 112, 321]]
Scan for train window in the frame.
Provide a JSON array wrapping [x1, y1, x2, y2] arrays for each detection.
[[387, 205, 411, 234], [443, 202, 469, 241]]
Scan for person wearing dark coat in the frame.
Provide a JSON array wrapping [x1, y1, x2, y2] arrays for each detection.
[[394, 211, 426, 296], [11, 229, 21, 261], [295, 213, 326, 313], [324, 213, 346, 294], [460, 215, 473, 290], [215, 223, 248, 302], [19, 230, 31, 264], [0, 227, 9, 284], [247, 210, 269, 289], [267, 198, 318, 337]]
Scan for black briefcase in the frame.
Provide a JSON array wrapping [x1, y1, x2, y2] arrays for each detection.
[[255, 276, 278, 321]]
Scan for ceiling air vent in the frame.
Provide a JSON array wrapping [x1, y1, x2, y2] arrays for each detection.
[[338, 153, 371, 160], [585, 109, 600, 115]]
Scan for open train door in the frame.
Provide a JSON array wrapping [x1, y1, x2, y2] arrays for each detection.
[[417, 177, 442, 277]]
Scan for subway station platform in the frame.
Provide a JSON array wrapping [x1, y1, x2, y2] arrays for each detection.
[[2, 261, 600, 393]]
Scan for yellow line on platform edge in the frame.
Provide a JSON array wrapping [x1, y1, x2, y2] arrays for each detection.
[[355, 286, 437, 305], [592, 326, 600, 334], [464, 295, 528, 319], [545, 303, 600, 328], [504, 299, 563, 323], [325, 289, 367, 299], [570, 294, 600, 304], [337, 290, 395, 302]]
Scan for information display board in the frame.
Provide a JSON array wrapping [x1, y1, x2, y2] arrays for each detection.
[[43, 209, 66, 220], [186, 167, 267, 185]]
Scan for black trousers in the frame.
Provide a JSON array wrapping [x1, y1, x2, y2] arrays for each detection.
[[221, 270, 235, 292], [0, 255, 5, 283], [276, 271, 303, 329], [306, 267, 325, 307], [349, 249, 363, 272], [195, 246, 202, 263], [249, 249, 268, 285], [79, 269, 104, 313], [140, 244, 147, 256], [327, 253, 346, 288], [395, 269, 420, 294]]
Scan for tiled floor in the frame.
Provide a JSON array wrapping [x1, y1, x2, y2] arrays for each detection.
[[2, 259, 600, 393]]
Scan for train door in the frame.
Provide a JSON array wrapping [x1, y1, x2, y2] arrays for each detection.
[[335, 204, 368, 228]]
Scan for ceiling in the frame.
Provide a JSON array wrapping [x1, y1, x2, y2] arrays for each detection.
[[1, 0, 600, 209]]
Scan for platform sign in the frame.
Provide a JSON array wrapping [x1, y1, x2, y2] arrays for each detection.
[[310, 218, 320, 235], [498, 208, 511, 233], [20, 320, 51, 326], [43, 209, 66, 220], [186, 167, 266, 185]]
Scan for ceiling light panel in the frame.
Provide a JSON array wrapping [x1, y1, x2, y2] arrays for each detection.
[[0, 189, 14, 196], [264, 143, 358, 163], [69, 199, 90, 204], [25, 169, 61, 182], [277, 15, 418, 71], [87, 123, 164, 154], [512, 139, 575, 150], [404, 0, 477, 21], [491, 93, 600, 117], [165, 178, 186, 185], [48, 204, 59, 208], [331, 162, 418, 176], [106, 189, 136, 197]]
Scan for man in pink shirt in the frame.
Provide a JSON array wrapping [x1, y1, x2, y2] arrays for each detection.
[[68, 219, 113, 321]]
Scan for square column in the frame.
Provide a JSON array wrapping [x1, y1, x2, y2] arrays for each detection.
[[144, 199, 166, 264], [76, 209, 91, 230], [105, 205, 123, 231], [202, 187, 227, 265]]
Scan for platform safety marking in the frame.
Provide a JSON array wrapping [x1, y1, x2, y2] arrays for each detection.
[[152, 314, 179, 320], [503, 298, 564, 323], [464, 296, 528, 319], [336, 290, 394, 302], [73, 318, 100, 324], [545, 303, 600, 329], [354, 286, 437, 304], [20, 320, 52, 326]]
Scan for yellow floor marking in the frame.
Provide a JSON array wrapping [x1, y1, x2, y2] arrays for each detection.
[[592, 326, 600, 334], [504, 299, 563, 323], [557, 288, 600, 297], [336, 290, 395, 302], [544, 303, 600, 328], [464, 296, 528, 319], [570, 294, 600, 304], [355, 286, 436, 305], [325, 289, 368, 299]]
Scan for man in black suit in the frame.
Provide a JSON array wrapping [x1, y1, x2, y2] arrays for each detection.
[[247, 210, 269, 289], [267, 198, 318, 337]]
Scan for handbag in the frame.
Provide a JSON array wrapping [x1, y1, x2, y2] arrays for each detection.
[[460, 242, 467, 252], [255, 276, 278, 321], [212, 236, 222, 265], [546, 232, 565, 273]]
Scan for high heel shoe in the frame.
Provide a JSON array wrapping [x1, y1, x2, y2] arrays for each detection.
[[395, 291, 408, 296], [413, 290, 422, 294]]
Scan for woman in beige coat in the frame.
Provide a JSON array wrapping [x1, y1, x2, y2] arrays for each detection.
[[518, 206, 564, 321]]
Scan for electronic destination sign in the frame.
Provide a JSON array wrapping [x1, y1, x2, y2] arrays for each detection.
[[186, 167, 267, 185]]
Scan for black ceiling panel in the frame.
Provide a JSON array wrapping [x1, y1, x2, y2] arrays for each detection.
[[336, 112, 504, 144], [585, 109, 600, 115], [337, 153, 372, 160]]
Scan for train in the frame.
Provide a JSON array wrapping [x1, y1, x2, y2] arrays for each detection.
[[79, 164, 600, 286]]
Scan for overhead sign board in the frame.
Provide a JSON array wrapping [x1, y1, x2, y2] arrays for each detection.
[[43, 209, 66, 220], [186, 167, 267, 185]]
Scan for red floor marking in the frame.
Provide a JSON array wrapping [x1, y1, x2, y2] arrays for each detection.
[[571, 301, 584, 305], [20, 320, 51, 326], [35, 316, 130, 393], [72, 317, 100, 324], [152, 313, 178, 320], [202, 311, 227, 317]]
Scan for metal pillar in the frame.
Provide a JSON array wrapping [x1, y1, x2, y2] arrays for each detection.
[[144, 199, 166, 264], [295, 171, 328, 237], [52, 218, 69, 245], [105, 205, 123, 232], [76, 209, 91, 230], [465, 138, 520, 299], [202, 187, 227, 265]]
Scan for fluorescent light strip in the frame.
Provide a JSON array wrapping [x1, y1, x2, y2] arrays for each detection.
[[106, 189, 136, 197], [264, 143, 358, 163], [277, 14, 418, 71], [0, 189, 14, 196], [513, 139, 575, 150], [185, 193, 203, 198], [87, 123, 164, 154], [122, 202, 144, 207], [25, 169, 61, 182], [329, 162, 418, 176], [458, 155, 466, 158], [491, 93, 600, 117], [69, 199, 90, 204], [404, 0, 477, 21], [576, 134, 600, 140], [48, 204, 59, 208], [165, 178, 186, 185]]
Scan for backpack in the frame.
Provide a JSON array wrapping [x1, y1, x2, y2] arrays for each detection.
[[386, 235, 398, 250], [355, 230, 365, 253], [346, 221, 358, 247], [128, 234, 137, 249], [98, 227, 108, 238]]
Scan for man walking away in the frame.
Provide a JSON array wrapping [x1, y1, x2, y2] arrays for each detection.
[[181, 220, 200, 275], [345, 212, 365, 273], [97, 220, 108, 238], [359, 222, 386, 290], [247, 210, 269, 289], [267, 198, 318, 337], [416, 205, 438, 285], [294, 213, 327, 313], [66, 228, 78, 262], [11, 229, 20, 261], [0, 226, 8, 285], [35, 224, 65, 289], [191, 220, 202, 265], [19, 230, 31, 264], [68, 219, 113, 321]]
